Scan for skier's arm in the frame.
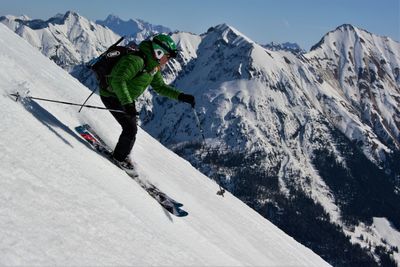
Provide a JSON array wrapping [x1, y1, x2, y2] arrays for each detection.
[[150, 71, 181, 100], [110, 55, 144, 105]]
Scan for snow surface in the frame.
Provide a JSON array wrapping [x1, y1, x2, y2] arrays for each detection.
[[373, 218, 400, 263], [0, 23, 329, 266], [347, 218, 400, 264]]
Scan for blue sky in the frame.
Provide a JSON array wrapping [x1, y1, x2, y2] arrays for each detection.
[[1, 0, 399, 50]]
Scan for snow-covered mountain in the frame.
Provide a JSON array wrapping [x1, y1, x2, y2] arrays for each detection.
[[0, 22, 330, 267], [2, 10, 399, 265], [263, 41, 305, 55], [0, 12, 173, 71], [96, 14, 172, 43], [138, 24, 400, 266], [0, 11, 174, 91], [306, 24, 400, 161], [0, 11, 120, 71]]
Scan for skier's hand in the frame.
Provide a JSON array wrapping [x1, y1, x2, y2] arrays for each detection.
[[178, 93, 195, 108], [123, 103, 137, 116]]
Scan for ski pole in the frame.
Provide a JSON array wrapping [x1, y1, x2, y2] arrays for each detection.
[[192, 107, 226, 197], [78, 89, 96, 113], [10, 92, 126, 113]]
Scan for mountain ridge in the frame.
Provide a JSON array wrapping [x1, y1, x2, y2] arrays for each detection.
[[96, 14, 172, 42], [0, 10, 121, 70]]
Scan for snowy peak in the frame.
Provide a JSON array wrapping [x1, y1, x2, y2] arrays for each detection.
[[309, 24, 383, 63], [263, 41, 305, 55], [96, 14, 142, 36], [205, 23, 254, 46], [0, 14, 30, 31], [309, 23, 396, 53], [0, 11, 120, 70], [96, 14, 172, 42], [310, 24, 358, 50], [307, 23, 400, 81], [2, 11, 82, 31], [62, 10, 82, 24], [103, 14, 121, 23], [182, 23, 304, 87], [335, 23, 357, 33], [305, 24, 400, 158], [170, 23, 258, 88]]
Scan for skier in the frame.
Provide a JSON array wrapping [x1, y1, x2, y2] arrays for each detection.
[[99, 34, 195, 171]]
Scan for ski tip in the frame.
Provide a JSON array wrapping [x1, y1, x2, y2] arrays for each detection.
[[175, 210, 189, 217]]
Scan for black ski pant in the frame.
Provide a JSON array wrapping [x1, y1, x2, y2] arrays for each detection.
[[100, 96, 137, 162]]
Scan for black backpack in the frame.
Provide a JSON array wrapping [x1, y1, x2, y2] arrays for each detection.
[[88, 36, 145, 89]]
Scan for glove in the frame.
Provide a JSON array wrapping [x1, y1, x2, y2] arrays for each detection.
[[178, 93, 195, 108], [123, 103, 137, 116]]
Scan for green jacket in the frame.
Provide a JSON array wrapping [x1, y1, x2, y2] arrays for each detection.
[[100, 41, 181, 105]]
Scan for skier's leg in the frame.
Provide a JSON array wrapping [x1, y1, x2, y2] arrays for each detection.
[[100, 96, 137, 161]]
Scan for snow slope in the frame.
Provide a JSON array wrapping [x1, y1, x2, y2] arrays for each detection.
[[0, 23, 329, 266]]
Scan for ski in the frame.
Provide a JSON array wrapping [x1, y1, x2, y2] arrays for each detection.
[[75, 124, 113, 157], [75, 124, 188, 217]]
